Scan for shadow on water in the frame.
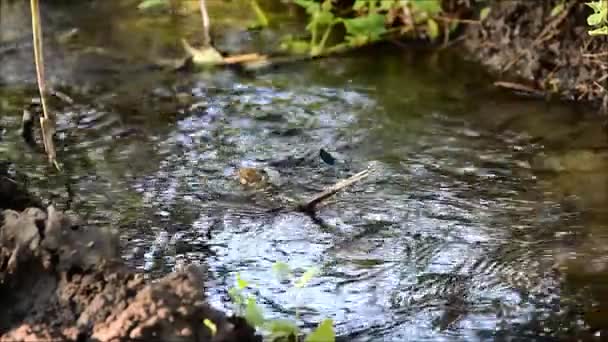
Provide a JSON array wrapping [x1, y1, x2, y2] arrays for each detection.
[[2, 1, 608, 340]]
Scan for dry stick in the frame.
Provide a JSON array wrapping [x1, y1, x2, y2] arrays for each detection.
[[30, 0, 59, 170], [297, 168, 371, 213], [493, 81, 545, 97], [199, 0, 211, 46]]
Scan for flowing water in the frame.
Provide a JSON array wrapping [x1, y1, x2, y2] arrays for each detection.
[[2, 1, 608, 340]]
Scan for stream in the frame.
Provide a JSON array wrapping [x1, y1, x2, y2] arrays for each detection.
[[2, 1, 608, 340]]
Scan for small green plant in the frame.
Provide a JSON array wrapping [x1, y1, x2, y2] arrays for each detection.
[[283, 0, 445, 56], [227, 263, 335, 342], [586, 0, 608, 35]]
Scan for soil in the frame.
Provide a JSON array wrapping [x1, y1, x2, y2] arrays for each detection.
[[0, 175, 261, 342], [463, 0, 608, 113]]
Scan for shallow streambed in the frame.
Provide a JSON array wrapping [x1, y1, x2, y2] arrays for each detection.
[[2, 2, 608, 341]]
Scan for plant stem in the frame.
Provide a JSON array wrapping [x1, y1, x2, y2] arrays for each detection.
[[30, 0, 59, 169], [316, 23, 334, 56], [310, 14, 319, 50]]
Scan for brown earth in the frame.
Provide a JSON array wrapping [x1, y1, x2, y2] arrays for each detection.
[[0, 175, 260, 342], [463, 0, 608, 113]]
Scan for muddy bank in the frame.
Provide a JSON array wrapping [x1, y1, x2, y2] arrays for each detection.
[[463, 0, 608, 112], [0, 175, 259, 341]]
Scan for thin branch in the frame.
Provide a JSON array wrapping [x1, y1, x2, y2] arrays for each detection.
[[30, 0, 59, 169], [199, 0, 211, 46], [297, 168, 371, 213]]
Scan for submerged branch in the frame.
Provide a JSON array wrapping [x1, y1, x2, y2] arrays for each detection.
[[297, 168, 371, 213]]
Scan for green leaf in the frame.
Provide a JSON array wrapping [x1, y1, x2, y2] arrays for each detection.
[[379, 0, 396, 11], [280, 39, 311, 54], [267, 320, 299, 340], [479, 7, 491, 21], [343, 13, 387, 42], [550, 3, 564, 17], [137, 0, 168, 10], [245, 297, 265, 327], [294, 0, 320, 14], [411, 0, 442, 16], [426, 18, 439, 40], [353, 0, 368, 11], [316, 11, 336, 26], [589, 25, 608, 35], [237, 273, 249, 290], [272, 261, 292, 280], [588, 12, 605, 26], [295, 267, 318, 288], [321, 0, 333, 12], [203, 319, 217, 336], [586, 1, 605, 13], [305, 319, 335, 342], [228, 287, 244, 306]]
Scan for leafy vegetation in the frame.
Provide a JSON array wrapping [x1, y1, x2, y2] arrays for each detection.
[[586, 0, 608, 35], [282, 0, 446, 56], [225, 263, 335, 342]]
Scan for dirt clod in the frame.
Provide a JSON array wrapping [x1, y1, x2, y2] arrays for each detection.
[[0, 176, 260, 342]]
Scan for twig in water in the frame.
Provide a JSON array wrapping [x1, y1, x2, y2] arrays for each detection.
[[297, 168, 371, 213]]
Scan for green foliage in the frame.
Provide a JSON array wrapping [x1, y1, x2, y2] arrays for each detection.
[[227, 264, 335, 342], [283, 0, 445, 56], [305, 319, 335, 342], [479, 6, 490, 21], [586, 0, 608, 35]]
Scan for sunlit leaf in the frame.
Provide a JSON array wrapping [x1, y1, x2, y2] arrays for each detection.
[[588, 12, 605, 26], [237, 273, 249, 290], [353, 0, 368, 11], [203, 319, 217, 336], [343, 13, 387, 43], [479, 7, 491, 21], [586, 1, 605, 13], [589, 25, 608, 35], [305, 319, 335, 342], [280, 39, 311, 54], [426, 18, 439, 40], [550, 3, 564, 17], [316, 11, 336, 25], [245, 297, 265, 327], [379, 0, 396, 11], [295, 267, 318, 288]]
